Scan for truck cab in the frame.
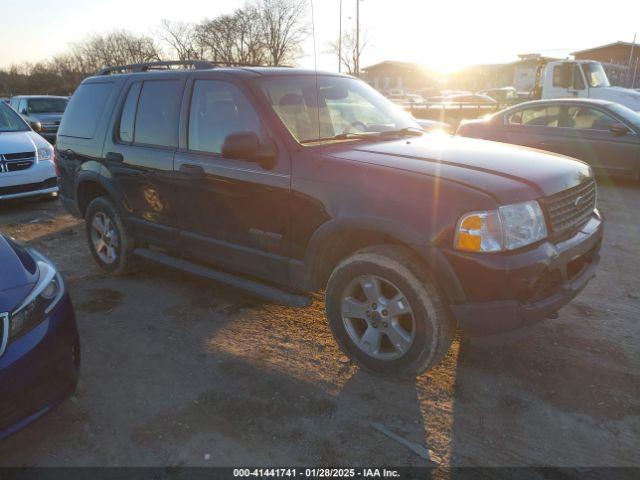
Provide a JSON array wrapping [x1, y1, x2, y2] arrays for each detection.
[[539, 60, 640, 111]]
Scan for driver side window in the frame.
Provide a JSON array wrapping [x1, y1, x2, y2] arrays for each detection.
[[188, 80, 265, 155]]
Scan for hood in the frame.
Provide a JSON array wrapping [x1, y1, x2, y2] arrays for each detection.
[[589, 87, 640, 111], [0, 235, 38, 312], [0, 131, 48, 154], [329, 135, 592, 204]]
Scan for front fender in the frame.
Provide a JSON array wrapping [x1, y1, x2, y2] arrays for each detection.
[[302, 217, 466, 303]]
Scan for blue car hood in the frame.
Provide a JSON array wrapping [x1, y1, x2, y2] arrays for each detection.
[[0, 235, 38, 312]]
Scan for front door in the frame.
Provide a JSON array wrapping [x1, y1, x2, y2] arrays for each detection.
[[561, 105, 640, 177], [174, 77, 291, 284]]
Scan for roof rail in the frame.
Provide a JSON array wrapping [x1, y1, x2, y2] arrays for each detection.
[[96, 60, 288, 76], [97, 60, 215, 76]]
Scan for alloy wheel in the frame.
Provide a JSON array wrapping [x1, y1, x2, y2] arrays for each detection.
[[90, 212, 119, 264], [340, 274, 416, 360]]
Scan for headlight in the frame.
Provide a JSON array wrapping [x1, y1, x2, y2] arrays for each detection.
[[10, 259, 64, 341], [455, 200, 547, 253], [36, 146, 53, 162]]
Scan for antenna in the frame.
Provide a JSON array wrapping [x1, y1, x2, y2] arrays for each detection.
[[310, 0, 320, 142]]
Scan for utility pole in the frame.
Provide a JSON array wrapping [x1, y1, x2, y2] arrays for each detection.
[[355, 0, 360, 76], [338, 0, 342, 72], [627, 33, 637, 87]]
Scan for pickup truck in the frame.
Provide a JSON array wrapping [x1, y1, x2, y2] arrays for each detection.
[[531, 60, 640, 111]]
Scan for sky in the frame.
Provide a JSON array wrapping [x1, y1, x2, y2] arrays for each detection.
[[1, 0, 639, 73]]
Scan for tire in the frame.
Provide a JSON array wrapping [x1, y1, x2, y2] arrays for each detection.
[[84, 196, 136, 275], [325, 245, 455, 379]]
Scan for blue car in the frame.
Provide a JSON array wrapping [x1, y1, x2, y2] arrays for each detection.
[[0, 234, 79, 441]]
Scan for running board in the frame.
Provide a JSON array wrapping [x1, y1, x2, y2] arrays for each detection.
[[134, 248, 312, 307]]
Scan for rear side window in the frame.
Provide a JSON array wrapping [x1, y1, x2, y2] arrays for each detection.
[[118, 83, 142, 143], [133, 80, 182, 148], [59, 82, 114, 139]]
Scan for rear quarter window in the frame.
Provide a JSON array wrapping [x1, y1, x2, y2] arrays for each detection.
[[59, 82, 114, 139]]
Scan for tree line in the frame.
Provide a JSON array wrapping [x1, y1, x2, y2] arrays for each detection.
[[0, 0, 308, 97]]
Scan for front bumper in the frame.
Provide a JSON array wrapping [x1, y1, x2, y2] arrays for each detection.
[[0, 160, 58, 200], [0, 293, 79, 441], [446, 211, 603, 338]]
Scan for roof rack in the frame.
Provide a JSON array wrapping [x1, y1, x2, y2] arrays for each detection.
[[97, 60, 215, 75], [96, 60, 288, 76]]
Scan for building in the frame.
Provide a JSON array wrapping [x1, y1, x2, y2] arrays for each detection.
[[360, 61, 438, 93], [450, 54, 559, 92], [572, 41, 640, 87]]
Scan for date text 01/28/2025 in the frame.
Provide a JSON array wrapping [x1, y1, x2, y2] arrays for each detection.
[[232, 468, 401, 478]]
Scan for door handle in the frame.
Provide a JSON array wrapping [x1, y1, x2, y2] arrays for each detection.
[[105, 152, 124, 163], [179, 163, 204, 176]]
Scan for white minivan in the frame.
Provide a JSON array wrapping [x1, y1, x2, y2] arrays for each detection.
[[0, 101, 57, 201]]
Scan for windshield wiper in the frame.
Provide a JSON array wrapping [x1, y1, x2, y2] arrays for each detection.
[[377, 127, 424, 137], [300, 127, 424, 144], [299, 132, 377, 144]]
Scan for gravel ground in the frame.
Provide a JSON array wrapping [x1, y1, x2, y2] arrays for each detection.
[[0, 183, 638, 467]]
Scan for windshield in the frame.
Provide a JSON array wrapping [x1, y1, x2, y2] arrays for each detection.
[[260, 75, 420, 144], [581, 63, 610, 88], [27, 97, 68, 114], [608, 103, 640, 131], [0, 103, 29, 132]]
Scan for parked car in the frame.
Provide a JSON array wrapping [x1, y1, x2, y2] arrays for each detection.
[[388, 93, 427, 107], [428, 91, 497, 105], [412, 117, 452, 133], [0, 101, 58, 202], [9, 96, 68, 144], [457, 99, 640, 180], [0, 98, 9, 105], [0, 234, 80, 441], [477, 87, 522, 104], [57, 62, 602, 378]]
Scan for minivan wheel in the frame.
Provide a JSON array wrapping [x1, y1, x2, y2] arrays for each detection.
[[325, 245, 455, 378], [85, 196, 135, 275]]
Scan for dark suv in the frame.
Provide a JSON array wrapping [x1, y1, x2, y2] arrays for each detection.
[[57, 61, 603, 378]]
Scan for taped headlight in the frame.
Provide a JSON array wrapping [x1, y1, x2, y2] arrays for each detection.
[[455, 200, 547, 252]]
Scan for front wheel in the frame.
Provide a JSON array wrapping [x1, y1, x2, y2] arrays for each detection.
[[325, 245, 455, 378]]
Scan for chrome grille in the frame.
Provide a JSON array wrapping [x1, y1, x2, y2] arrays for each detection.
[[0, 152, 35, 173], [542, 181, 596, 234]]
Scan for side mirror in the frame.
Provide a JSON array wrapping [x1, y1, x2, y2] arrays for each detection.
[[222, 131, 277, 169], [30, 121, 42, 132], [609, 123, 629, 136], [21, 108, 28, 115]]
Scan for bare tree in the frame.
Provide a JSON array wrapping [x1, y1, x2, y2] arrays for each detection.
[[71, 30, 162, 72], [157, 19, 202, 61], [328, 29, 368, 75], [196, 5, 267, 65], [256, 0, 309, 66]]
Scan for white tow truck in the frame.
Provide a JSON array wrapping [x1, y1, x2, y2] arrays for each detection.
[[530, 59, 640, 111]]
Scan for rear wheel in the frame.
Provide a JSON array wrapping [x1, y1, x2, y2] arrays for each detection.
[[85, 196, 136, 275], [325, 245, 455, 378]]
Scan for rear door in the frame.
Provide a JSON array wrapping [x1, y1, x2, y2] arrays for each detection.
[[501, 104, 567, 154], [174, 75, 292, 284], [561, 105, 640, 177], [101, 77, 185, 248]]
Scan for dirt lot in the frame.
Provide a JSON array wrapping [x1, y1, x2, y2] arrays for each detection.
[[0, 183, 638, 468]]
